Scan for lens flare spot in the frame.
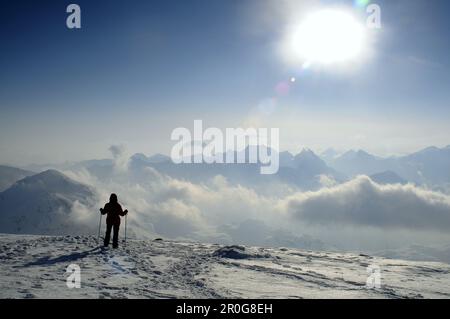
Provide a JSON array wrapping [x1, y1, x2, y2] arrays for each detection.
[[275, 81, 290, 95]]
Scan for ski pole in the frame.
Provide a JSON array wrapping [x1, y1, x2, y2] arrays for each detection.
[[97, 213, 102, 242], [124, 214, 128, 245]]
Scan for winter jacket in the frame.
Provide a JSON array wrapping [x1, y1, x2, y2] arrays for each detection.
[[101, 202, 126, 225]]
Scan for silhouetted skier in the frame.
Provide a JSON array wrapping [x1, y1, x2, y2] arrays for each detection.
[[100, 193, 128, 249]]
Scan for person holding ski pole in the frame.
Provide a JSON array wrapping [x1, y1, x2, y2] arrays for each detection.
[[100, 193, 128, 249]]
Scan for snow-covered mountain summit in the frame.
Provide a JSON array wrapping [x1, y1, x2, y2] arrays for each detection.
[[0, 170, 96, 235]]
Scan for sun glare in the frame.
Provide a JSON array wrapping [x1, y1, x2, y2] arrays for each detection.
[[287, 9, 366, 66]]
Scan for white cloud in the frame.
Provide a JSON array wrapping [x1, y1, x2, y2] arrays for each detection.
[[108, 144, 129, 173], [286, 176, 450, 232], [64, 165, 288, 241], [317, 174, 338, 188]]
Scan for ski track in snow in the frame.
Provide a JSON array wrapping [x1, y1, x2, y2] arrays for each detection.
[[0, 234, 449, 299]]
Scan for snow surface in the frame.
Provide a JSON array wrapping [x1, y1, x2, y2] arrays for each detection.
[[1, 234, 449, 299]]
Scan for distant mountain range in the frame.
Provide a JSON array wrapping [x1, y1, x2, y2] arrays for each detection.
[[127, 145, 450, 189], [1, 145, 449, 237], [6, 145, 450, 192], [127, 147, 343, 191], [326, 145, 450, 187]]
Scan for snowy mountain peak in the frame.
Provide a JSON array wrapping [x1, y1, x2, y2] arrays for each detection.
[[279, 151, 294, 158], [337, 149, 378, 162], [130, 153, 171, 165], [356, 149, 372, 157], [292, 149, 332, 176], [24, 169, 66, 180], [338, 150, 356, 159], [296, 148, 319, 159], [0, 170, 96, 235], [415, 146, 440, 155], [14, 169, 87, 191], [294, 149, 327, 166], [320, 148, 340, 158]]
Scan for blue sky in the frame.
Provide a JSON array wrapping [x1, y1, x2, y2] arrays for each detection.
[[1, 0, 449, 164]]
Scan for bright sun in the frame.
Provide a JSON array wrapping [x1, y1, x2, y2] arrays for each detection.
[[287, 9, 366, 66]]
